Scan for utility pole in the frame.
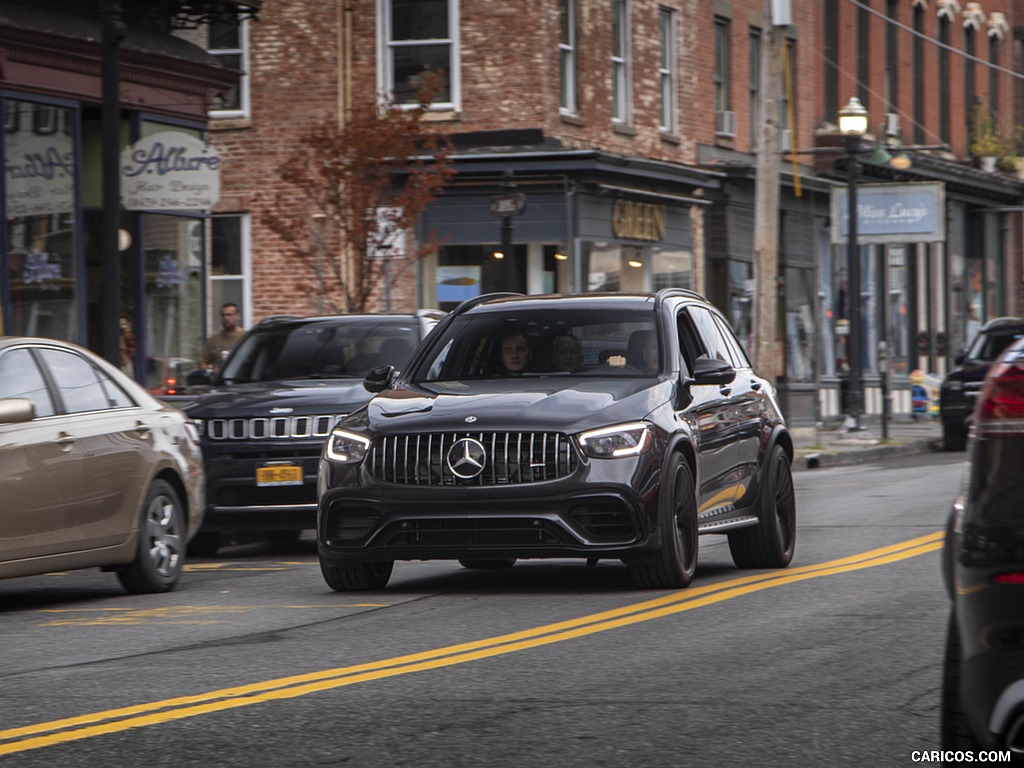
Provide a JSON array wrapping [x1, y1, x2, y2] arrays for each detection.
[[752, 0, 786, 380]]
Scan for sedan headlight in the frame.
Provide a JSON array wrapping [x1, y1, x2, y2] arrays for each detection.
[[326, 428, 371, 463], [577, 422, 652, 458]]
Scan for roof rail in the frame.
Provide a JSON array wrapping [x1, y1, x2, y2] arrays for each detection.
[[654, 287, 703, 312], [255, 314, 303, 326], [452, 292, 524, 316]]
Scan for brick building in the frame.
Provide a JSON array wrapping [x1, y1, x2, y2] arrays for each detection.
[[203, 0, 1024, 423]]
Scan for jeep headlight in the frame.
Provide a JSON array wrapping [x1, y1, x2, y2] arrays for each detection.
[[326, 428, 371, 463], [577, 422, 652, 458]]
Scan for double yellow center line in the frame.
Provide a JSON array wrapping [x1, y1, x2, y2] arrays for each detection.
[[0, 531, 944, 756]]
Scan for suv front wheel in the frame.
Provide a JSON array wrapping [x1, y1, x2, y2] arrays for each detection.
[[627, 453, 698, 589]]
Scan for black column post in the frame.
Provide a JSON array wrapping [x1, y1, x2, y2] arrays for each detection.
[[101, 1, 125, 365], [846, 133, 863, 432]]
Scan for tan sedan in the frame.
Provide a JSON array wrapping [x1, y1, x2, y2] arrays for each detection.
[[0, 337, 204, 593]]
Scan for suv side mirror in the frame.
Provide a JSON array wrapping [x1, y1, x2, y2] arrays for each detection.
[[364, 364, 395, 393], [186, 368, 213, 387], [691, 355, 736, 386]]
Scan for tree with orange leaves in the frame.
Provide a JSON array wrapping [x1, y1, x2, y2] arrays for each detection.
[[265, 75, 455, 313]]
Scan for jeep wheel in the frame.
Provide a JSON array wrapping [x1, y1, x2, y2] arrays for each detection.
[[320, 557, 394, 591], [117, 480, 185, 594], [728, 444, 796, 569], [628, 453, 697, 589], [943, 424, 967, 452], [187, 532, 222, 557]]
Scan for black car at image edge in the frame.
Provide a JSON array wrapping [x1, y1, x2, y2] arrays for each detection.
[[317, 289, 796, 591], [940, 316, 1024, 451], [182, 310, 443, 555], [943, 333, 1024, 759]]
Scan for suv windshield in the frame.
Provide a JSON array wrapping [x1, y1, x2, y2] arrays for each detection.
[[412, 308, 658, 382], [219, 319, 419, 383], [966, 326, 1024, 362]]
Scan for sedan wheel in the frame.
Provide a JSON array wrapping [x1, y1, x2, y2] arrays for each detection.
[[320, 558, 394, 591], [728, 444, 796, 569], [628, 453, 697, 589], [117, 479, 185, 594]]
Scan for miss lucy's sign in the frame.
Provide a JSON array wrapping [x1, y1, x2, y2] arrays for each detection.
[[121, 132, 221, 211]]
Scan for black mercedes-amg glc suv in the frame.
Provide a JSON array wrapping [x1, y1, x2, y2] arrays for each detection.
[[317, 289, 796, 590]]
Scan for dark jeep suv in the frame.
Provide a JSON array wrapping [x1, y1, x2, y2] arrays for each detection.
[[183, 310, 443, 555], [317, 290, 796, 590], [940, 317, 1024, 451]]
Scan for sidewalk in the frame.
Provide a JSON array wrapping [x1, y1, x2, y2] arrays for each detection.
[[791, 415, 944, 470]]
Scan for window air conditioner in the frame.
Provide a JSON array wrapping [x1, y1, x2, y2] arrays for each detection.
[[715, 110, 736, 137], [779, 128, 792, 152]]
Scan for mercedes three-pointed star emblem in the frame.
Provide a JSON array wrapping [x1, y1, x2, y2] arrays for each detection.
[[446, 437, 487, 479]]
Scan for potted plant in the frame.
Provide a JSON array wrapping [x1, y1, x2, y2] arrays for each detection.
[[970, 109, 1012, 170]]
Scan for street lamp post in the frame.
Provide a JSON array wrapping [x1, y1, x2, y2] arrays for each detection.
[[838, 96, 868, 433]]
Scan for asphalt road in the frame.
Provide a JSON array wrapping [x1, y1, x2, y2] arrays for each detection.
[[0, 452, 967, 767]]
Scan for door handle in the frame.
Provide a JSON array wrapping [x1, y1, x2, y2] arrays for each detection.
[[134, 421, 152, 436], [750, 381, 762, 391], [55, 431, 76, 451]]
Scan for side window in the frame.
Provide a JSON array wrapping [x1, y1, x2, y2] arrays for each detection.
[[0, 348, 56, 417], [37, 349, 114, 413], [686, 306, 734, 364], [712, 313, 752, 369]]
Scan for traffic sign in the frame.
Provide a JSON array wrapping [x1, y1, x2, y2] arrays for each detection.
[[490, 193, 526, 217]]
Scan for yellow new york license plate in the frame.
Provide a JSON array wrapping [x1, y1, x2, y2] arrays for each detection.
[[256, 464, 303, 487]]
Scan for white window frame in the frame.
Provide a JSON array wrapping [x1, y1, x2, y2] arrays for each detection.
[[208, 15, 250, 119], [611, 0, 632, 124], [209, 213, 252, 330], [658, 7, 676, 133], [559, 0, 577, 115], [378, 0, 461, 112]]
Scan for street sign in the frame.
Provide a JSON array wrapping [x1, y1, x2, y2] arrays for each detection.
[[490, 193, 526, 217]]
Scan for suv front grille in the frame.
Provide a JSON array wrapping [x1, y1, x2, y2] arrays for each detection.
[[200, 414, 345, 441], [369, 431, 578, 486]]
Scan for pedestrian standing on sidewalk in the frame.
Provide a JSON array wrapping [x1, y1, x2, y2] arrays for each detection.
[[199, 303, 245, 369]]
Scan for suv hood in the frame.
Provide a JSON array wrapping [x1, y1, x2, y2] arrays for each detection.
[[183, 378, 373, 418], [362, 378, 673, 434]]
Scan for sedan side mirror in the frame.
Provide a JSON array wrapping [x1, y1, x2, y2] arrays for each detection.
[[364, 364, 395, 393], [691, 355, 736, 386], [0, 397, 35, 424]]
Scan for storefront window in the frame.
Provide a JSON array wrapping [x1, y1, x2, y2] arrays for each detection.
[[726, 259, 753, 355], [784, 266, 814, 382], [583, 242, 647, 292], [887, 245, 910, 377], [4, 100, 78, 340], [142, 214, 204, 377], [652, 246, 691, 290]]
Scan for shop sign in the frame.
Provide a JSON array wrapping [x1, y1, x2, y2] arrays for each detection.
[[4, 133, 75, 217], [830, 182, 945, 244], [121, 131, 221, 211], [611, 199, 666, 242]]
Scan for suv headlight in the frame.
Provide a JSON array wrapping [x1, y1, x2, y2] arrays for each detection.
[[577, 422, 652, 458], [326, 428, 371, 463]]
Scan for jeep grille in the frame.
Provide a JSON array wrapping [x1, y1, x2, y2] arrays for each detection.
[[369, 432, 578, 486], [200, 414, 345, 441]]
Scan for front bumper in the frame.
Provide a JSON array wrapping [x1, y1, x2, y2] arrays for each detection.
[[199, 438, 325, 532], [317, 455, 663, 563]]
